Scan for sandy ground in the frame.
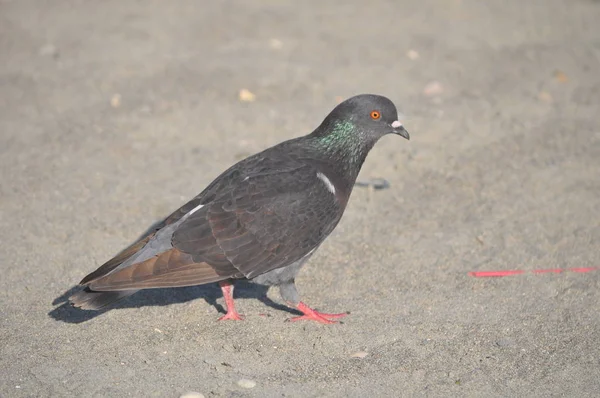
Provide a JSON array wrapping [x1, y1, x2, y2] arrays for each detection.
[[1, 0, 600, 396]]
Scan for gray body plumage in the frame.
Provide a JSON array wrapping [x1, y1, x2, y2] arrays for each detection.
[[251, 248, 317, 304]]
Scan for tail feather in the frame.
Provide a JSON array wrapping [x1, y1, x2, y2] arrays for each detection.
[[80, 235, 153, 285], [69, 287, 138, 310]]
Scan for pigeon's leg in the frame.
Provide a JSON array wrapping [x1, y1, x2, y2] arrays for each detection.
[[279, 281, 348, 324], [218, 280, 244, 321]]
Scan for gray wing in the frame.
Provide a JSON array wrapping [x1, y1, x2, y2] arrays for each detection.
[[173, 161, 343, 279]]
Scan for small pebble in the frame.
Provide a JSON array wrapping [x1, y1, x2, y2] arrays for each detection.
[[237, 379, 257, 389], [406, 49, 420, 60], [239, 89, 256, 102], [350, 351, 369, 358], [423, 81, 443, 97], [180, 392, 205, 398], [495, 339, 515, 347], [269, 38, 283, 49], [110, 94, 122, 108], [554, 70, 568, 83]]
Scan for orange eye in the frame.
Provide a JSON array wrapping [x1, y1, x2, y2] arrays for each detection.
[[370, 110, 381, 120]]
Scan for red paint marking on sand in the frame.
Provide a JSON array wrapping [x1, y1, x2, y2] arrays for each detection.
[[569, 267, 597, 273], [469, 267, 598, 278], [468, 270, 525, 277]]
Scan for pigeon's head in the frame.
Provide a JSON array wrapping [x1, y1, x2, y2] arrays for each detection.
[[318, 94, 409, 141]]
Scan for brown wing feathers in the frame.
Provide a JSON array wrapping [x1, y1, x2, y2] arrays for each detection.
[[78, 233, 155, 285], [88, 247, 226, 290]]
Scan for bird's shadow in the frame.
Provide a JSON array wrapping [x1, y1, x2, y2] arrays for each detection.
[[49, 220, 300, 324], [49, 281, 298, 324]]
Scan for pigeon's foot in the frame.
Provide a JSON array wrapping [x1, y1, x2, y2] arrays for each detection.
[[218, 280, 244, 321], [289, 302, 348, 324], [218, 310, 245, 321]]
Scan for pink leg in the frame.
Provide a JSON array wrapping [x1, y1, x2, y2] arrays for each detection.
[[289, 302, 349, 324], [217, 281, 244, 321]]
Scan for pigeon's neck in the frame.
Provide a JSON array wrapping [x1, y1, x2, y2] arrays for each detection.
[[307, 120, 376, 182]]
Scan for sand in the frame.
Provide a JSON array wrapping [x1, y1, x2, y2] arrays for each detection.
[[1, 0, 599, 396]]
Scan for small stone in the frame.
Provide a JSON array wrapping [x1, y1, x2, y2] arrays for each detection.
[[406, 50, 420, 60], [237, 379, 257, 389], [238, 89, 256, 102], [423, 81, 443, 97], [180, 392, 205, 398], [554, 70, 568, 83], [269, 39, 283, 49], [110, 94, 122, 108], [495, 339, 515, 347], [350, 351, 369, 358]]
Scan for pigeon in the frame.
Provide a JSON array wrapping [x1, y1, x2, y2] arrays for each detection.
[[70, 94, 409, 324]]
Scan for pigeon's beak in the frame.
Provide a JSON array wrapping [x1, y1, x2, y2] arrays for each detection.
[[391, 120, 410, 140]]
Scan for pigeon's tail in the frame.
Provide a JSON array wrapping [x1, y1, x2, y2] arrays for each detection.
[[69, 287, 138, 310]]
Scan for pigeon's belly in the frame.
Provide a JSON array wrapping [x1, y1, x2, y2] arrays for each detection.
[[250, 248, 316, 286]]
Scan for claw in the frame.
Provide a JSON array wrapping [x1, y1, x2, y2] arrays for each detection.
[[288, 302, 348, 324]]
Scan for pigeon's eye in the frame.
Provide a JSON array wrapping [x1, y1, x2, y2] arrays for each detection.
[[370, 110, 381, 120]]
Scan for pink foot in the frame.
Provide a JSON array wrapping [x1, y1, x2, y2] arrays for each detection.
[[217, 280, 244, 321], [218, 311, 245, 321], [289, 302, 349, 324]]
